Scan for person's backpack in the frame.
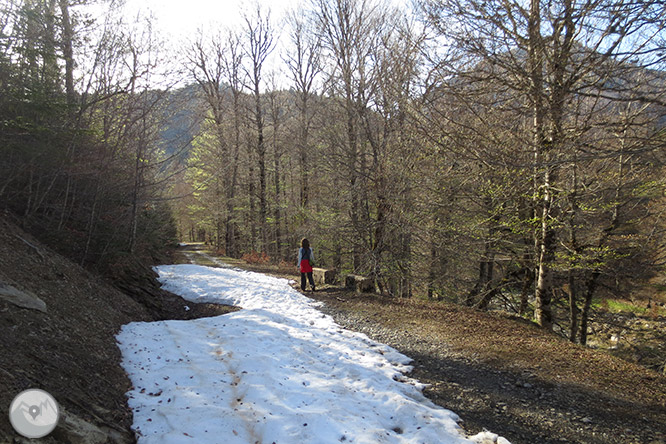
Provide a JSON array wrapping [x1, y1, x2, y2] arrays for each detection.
[[302, 248, 313, 266]]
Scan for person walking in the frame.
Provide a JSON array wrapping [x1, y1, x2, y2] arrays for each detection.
[[297, 238, 316, 292]]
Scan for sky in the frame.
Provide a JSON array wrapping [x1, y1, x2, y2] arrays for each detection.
[[104, 0, 304, 86], [79, 0, 413, 89], [116, 262, 512, 443], [121, 0, 302, 40]]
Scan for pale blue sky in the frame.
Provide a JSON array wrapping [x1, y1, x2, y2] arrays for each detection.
[[122, 0, 301, 39]]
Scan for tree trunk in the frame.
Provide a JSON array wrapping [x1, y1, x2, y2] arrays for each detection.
[[527, 0, 555, 330], [579, 270, 600, 345], [256, 89, 267, 253], [534, 178, 555, 329], [227, 59, 243, 258], [58, 0, 75, 109], [273, 120, 282, 260], [568, 270, 579, 343], [347, 102, 361, 272], [567, 160, 580, 342], [244, 6, 273, 254], [299, 94, 310, 209], [427, 241, 439, 300], [248, 157, 257, 253]]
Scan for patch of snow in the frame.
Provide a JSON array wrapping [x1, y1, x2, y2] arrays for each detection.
[[117, 264, 511, 444]]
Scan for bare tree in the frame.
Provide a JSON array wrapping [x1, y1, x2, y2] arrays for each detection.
[[284, 10, 322, 210], [421, 0, 666, 329], [1, 0, 179, 270], [266, 75, 287, 259], [222, 31, 245, 257], [243, 4, 275, 254], [312, 0, 384, 272]]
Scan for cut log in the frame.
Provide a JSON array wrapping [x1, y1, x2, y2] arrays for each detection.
[[345, 274, 374, 293], [312, 268, 337, 285]]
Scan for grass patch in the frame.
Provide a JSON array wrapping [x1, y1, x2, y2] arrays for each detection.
[[590, 297, 666, 317], [605, 299, 649, 315]]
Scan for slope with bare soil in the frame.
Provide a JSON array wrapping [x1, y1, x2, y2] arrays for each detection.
[[309, 290, 665, 444], [0, 221, 236, 443]]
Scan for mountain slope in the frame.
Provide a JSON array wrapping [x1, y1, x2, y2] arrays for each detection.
[[0, 216, 154, 442]]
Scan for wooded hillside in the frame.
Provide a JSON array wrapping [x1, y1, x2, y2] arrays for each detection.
[[168, 0, 666, 345], [0, 0, 179, 277], [1, 0, 665, 347]]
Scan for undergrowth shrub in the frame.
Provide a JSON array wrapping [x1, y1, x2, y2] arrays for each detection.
[[242, 251, 270, 265]]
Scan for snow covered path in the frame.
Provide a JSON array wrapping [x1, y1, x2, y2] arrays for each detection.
[[117, 264, 510, 444]]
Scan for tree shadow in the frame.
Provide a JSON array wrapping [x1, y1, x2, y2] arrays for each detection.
[[404, 348, 665, 444]]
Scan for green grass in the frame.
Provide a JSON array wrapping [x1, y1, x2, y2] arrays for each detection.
[[605, 299, 649, 315], [592, 298, 666, 317]]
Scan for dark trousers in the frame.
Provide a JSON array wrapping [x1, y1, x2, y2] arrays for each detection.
[[300, 272, 315, 291]]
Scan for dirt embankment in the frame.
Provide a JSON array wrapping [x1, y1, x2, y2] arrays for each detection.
[[0, 220, 235, 443]]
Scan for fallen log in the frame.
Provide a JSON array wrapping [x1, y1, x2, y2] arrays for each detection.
[[312, 268, 337, 285]]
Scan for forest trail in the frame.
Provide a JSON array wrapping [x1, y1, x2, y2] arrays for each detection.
[[178, 245, 666, 444], [117, 253, 509, 443]]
